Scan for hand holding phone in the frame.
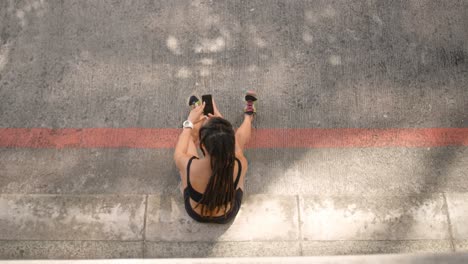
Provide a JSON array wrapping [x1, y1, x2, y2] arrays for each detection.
[[202, 94, 214, 116]]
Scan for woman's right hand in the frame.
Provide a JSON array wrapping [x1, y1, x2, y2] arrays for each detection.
[[187, 102, 206, 123]]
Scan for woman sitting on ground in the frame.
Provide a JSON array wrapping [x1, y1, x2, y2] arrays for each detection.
[[173, 92, 257, 224]]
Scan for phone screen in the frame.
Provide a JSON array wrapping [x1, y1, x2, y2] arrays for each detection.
[[202, 94, 214, 116]]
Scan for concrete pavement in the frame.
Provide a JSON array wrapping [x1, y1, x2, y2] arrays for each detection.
[[1, 0, 467, 260], [1, 192, 467, 258], [4, 254, 468, 264]]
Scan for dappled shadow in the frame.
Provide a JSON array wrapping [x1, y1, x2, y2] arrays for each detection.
[[1, 0, 466, 128]]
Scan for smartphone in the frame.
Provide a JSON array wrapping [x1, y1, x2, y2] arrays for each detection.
[[201, 94, 214, 116]]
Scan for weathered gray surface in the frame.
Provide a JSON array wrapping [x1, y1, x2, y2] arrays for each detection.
[[0, 241, 143, 259], [0, 148, 178, 195], [144, 241, 301, 258], [0, 194, 146, 241], [455, 241, 468, 252], [246, 147, 468, 195], [3, 254, 468, 264], [0, 240, 456, 259], [0, 0, 467, 129], [446, 193, 468, 240], [300, 195, 449, 240], [1, 193, 457, 259], [301, 240, 453, 256], [1, 147, 467, 195]]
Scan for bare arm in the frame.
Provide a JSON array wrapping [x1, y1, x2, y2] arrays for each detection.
[[173, 128, 193, 169], [173, 102, 205, 170]]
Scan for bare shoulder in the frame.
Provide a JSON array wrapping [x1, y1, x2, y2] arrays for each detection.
[[174, 153, 194, 174]]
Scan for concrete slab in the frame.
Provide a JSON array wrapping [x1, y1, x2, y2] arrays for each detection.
[[445, 193, 468, 240], [0, 148, 177, 195], [246, 147, 468, 195], [145, 194, 299, 242], [1, 147, 467, 196], [301, 240, 453, 256], [144, 241, 300, 258], [0, 240, 142, 259], [300, 195, 449, 240], [3, 254, 468, 264], [454, 241, 468, 252], [4, 253, 468, 264], [0, 194, 146, 241]]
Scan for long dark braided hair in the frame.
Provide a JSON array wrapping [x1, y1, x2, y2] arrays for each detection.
[[197, 117, 236, 217]]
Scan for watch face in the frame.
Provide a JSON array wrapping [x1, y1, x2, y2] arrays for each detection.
[[183, 120, 193, 128]]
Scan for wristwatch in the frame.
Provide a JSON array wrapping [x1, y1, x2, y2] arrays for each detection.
[[183, 120, 194, 129]]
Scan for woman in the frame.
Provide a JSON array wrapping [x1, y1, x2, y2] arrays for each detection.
[[173, 92, 257, 224]]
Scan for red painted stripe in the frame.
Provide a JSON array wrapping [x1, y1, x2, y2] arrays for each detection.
[[248, 128, 468, 148], [0, 128, 466, 149]]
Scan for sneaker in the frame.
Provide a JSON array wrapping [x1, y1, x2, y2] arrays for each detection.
[[188, 95, 201, 109], [244, 91, 257, 115]]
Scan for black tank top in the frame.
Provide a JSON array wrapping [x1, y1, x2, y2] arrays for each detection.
[[186, 156, 242, 205]]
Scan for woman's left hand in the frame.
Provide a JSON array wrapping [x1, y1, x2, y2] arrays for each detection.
[[207, 98, 223, 119], [187, 102, 206, 124]]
